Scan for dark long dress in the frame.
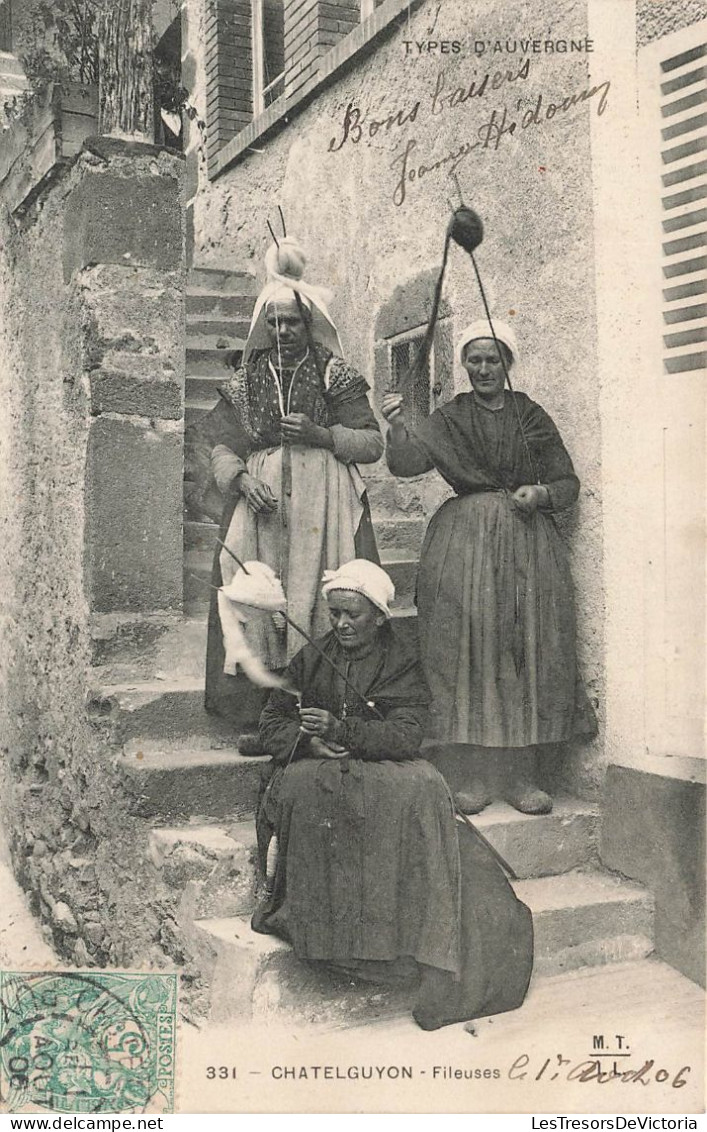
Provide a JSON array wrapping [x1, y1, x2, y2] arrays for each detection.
[[252, 627, 534, 1029], [196, 344, 381, 726], [387, 390, 596, 748]]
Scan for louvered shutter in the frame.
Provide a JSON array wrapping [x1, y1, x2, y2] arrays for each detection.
[[660, 37, 707, 376], [638, 20, 706, 763]]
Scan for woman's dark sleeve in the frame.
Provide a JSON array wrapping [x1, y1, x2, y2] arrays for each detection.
[[386, 424, 436, 477], [259, 652, 308, 764], [532, 406, 580, 511], [337, 702, 428, 761]]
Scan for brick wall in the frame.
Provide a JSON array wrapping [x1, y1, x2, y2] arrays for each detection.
[[205, 0, 253, 167], [284, 0, 359, 99], [203, 0, 363, 155]]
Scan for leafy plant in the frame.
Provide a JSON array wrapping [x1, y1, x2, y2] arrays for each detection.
[[17, 0, 102, 91]]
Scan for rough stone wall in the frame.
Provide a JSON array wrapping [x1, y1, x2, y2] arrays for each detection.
[[636, 0, 706, 47], [0, 142, 185, 969], [188, 0, 606, 794]]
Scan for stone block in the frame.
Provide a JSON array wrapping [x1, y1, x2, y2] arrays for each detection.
[[81, 263, 185, 380], [63, 171, 183, 282], [473, 799, 599, 880], [91, 614, 205, 681], [380, 552, 417, 607], [149, 825, 258, 919], [192, 917, 415, 1026], [188, 267, 258, 296], [372, 517, 426, 555], [514, 871, 654, 977], [119, 740, 268, 820], [90, 372, 182, 419], [85, 417, 183, 612], [600, 765, 706, 987]]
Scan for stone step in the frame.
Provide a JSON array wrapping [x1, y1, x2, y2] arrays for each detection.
[[186, 331, 247, 353], [185, 374, 224, 405], [188, 268, 259, 296], [92, 676, 235, 743], [185, 374, 225, 404], [186, 293, 254, 319], [0, 52, 27, 77], [186, 345, 243, 376], [91, 614, 206, 683], [119, 737, 267, 820], [514, 871, 654, 977], [155, 796, 599, 933], [186, 317, 250, 341], [191, 869, 653, 1024], [147, 821, 259, 921], [472, 798, 599, 880], [191, 915, 416, 1027], [186, 401, 218, 431]]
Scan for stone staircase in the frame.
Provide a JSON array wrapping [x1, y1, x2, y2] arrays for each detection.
[[92, 263, 655, 1030], [0, 52, 28, 109]]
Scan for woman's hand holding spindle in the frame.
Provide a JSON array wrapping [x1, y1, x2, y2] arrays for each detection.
[[281, 413, 333, 449], [381, 393, 405, 427], [299, 706, 343, 742]]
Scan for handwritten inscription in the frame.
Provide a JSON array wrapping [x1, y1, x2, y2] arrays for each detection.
[[509, 1052, 691, 1088], [327, 60, 611, 207]]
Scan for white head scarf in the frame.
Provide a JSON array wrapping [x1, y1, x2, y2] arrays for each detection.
[[321, 560, 395, 619], [456, 319, 519, 367], [244, 237, 343, 361]]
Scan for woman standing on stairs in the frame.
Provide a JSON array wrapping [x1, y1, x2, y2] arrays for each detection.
[[382, 320, 596, 816], [200, 239, 383, 727]]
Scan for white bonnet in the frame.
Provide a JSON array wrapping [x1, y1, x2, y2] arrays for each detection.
[[321, 560, 395, 619], [456, 319, 519, 367]]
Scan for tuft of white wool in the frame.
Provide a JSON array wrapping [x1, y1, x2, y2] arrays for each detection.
[[264, 237, 307, 281]]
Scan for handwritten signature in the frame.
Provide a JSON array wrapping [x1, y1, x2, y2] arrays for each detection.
[[509, 1053, 691, 1089], [390, 77, 610, 206], [327, 59, 611, 208]]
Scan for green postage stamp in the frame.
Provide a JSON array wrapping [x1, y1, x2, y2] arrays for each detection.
[[0, 971, 177, 1114]]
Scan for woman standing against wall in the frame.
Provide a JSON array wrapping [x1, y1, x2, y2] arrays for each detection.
[[382, 320, 596, 815]]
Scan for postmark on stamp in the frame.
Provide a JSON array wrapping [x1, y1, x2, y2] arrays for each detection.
[[0, 971, 177, 1114]]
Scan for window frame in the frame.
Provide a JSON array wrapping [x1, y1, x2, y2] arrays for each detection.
[[208, 0, 425, 178], [251, 0, 285, 119]]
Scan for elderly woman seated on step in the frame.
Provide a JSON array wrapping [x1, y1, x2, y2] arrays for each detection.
[[251, 559, 534, 1030]]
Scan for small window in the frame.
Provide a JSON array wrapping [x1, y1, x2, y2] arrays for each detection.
[[253, 0, 285, 117], [388, 328, 433, 430]]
